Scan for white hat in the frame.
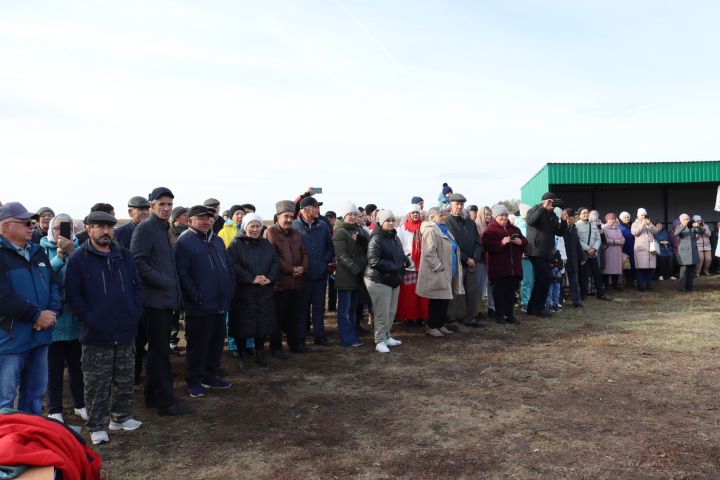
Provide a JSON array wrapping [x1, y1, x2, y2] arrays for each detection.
[[376, 209, 395, 226], [637, 208, 648, 216], [619, 211, 630, 220], [340, 201, 358, 219], [406, 204, 421, 215], [241, 212, 263, 230]]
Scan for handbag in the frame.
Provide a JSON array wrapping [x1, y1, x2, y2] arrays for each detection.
[[647, 230, 660, 256]]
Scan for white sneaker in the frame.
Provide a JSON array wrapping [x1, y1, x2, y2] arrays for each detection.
[[439, 326, 454, 335], [109, 418, 143, 431], [48, 413, 64, 423], [74, 407, 88, 421], [426, 328, 444, 337], [91, 431, 109, 445], [384, 337, 402, 346], [658, 276, 664, 281], [670, 276, 677, 280], [375, 342, 390, 353]]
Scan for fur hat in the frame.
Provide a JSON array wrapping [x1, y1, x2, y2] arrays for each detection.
[[275, 200, 295, 215]]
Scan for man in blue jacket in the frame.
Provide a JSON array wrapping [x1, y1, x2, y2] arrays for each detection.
[[114, 196, 151, 249], [174, 205, 234, 398], [293, 197, 334, 347], [65, 211, 144, 445], [0, 202, 61, 414]]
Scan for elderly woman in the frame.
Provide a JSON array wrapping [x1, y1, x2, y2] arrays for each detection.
[[481, 205, 527, 324], [416, 207, 463, 337], [676, 214, 703, 292], [618, 211, 636, 286], [364, 210, 410, 353], [39, 214, 87, 422], [601, 213, 625, 290], [227, 213, 279, 368], [653, 221, 674, 281], [396, 204, 429, 326], [693, 215, 712, 276], [631, 208, 659, 291], [332, 202, 367, 347]]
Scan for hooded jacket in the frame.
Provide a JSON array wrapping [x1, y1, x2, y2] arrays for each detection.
[[292, 215, 334, 280], [0, 236, 62, 354], [364, 228, 409, 288], [65, 241, 143, 346], [332, 219, 368, 290], [174, 228, 234, 317]]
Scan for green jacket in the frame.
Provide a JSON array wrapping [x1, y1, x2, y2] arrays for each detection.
[[332, 219, 368, 290]]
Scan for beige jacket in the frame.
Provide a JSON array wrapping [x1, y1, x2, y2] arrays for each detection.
[[416, 221, 464, 300]]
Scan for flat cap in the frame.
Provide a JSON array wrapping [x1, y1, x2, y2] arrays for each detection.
[[149, 187, 174, 201], [449, 193, 467, 203], [86, 211, 117, 226], [128, 196, 151, 208]]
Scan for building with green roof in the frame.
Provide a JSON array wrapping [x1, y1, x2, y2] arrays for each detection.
[[520, 161, 720, 223]]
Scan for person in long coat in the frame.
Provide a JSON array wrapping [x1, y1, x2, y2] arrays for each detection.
[[416, 207, 464, 337], [601, 213, 625, 290], [227, 213, 279, 367], [675, 213, 703, 292], [630, 208, 659, 291], [618, 211, 635, 286]]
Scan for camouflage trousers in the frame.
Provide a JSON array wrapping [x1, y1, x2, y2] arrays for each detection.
[[82, 343, 135, 432]]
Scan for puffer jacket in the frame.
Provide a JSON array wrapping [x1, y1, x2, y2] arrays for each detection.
[[364, 228, 409, 288], [0, 236, 62, 354], [174, 228, 234, 317], [264, 224, 308, 291], [332, 219, 368, 290], [39, 236, 82, 342], [65, 241, 143, 347], [482, 219, 527, 282], [525, 205, 567, 259], [292, 216, 334, 280]]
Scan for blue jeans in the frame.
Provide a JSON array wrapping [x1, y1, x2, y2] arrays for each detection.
[[337, 290, 360, 346], [520, 258, 534, 306], [546, 281, 561, 307], [0, 344, 49, 414], [299, 278, 327, 339]]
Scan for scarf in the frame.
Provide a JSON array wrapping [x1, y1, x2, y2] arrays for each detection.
[[404, 217, 422, 269]]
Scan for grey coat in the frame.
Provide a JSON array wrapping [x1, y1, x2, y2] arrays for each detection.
[[575, 219, 601, 252], [130, 213, 180, 310], [675, 224, 702, 266]]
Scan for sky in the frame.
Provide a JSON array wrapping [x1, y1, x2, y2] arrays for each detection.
[[1, 0, 719, 220]]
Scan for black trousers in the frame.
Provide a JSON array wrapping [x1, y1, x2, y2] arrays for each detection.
[[528, 257, 552, 315], [327, 276, 337, 311], [134, 320, 147, 384], [678, 265, 695, 291], [580, 256, 604, 298], [427, 299, 449, 329], [656, 256, 673, 279], [47, 340, 84, 413], [185, 314, 226, 385], [142, 308, 175, 409], [270, 290, 303, 351], [492, 276, 520, 319]]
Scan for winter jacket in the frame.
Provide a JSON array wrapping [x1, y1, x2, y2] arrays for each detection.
[[562, 224, 586, 273], [39, 237, 82, 342], [65, 241, 143, 347], [332, 219, 368, 291], [445, 212, 483, 267], [364, 228, 409, 288], [227, 232, 279, 339], [631, 220, 659, 269], [601, 225, 625, 275], [481, 219, 527, 283], [169, 224, 187, 245], [525, 205, 567, 259], [174, 228, 234, 317], [575, 219, 601, 253], [695, 224, 711, 252], [675, 224, 702, 266], [619, 222, 636, 269], [114, 221, 139, 250], [130, 213, 180, 310], [0, 236, 62, 354], [264, 224, 308, 291], [416, 221, 464, 299], [292, 216, 334, 280]]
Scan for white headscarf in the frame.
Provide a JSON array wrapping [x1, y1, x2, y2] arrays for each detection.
[[47, 214, 73, 243]]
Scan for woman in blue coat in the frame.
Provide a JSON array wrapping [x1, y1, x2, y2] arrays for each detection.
[[618, 211, 636, 286]]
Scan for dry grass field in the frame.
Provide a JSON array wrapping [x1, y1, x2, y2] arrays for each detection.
[[86, 276, 720, 479]]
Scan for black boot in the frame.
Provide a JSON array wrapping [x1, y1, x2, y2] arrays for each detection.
[[255, 349, 269, 368]]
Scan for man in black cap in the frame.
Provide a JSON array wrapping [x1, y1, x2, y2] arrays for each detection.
[[65, 211, 144, 445], [31, 207, 54, 244], [174, 206, 234, 398], [203, 198, 225, 235], [445, 193, 484, 328], [130, 187, 190, 416], [293, 197, 334, 346], [525, 193, 567, 317], [115, 196, 151, 249]]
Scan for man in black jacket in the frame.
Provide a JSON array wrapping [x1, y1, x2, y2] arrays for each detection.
[[115, 196, 150, 249], [525, 193, 567, 317], [174, 206, 234, 399], [130, 187, 190, 416], [561, 209, 586, 308], [444, 193, 483, 328]]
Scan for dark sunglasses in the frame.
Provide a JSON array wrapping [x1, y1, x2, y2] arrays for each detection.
[[7, 219, 35, 227]]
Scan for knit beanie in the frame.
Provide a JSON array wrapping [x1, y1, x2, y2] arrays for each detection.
[[441, 183, 453, 196], [241, 212, 263, 230], [491, 204, 509, 218], [376, 209, 395, 226], [340, 201, 358, 219]]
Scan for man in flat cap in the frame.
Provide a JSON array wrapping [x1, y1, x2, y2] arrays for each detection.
[[130, 187, 190, 416], [115, 196, 151, 249], [265, 201, 308, 356], [65, 211, 144, 445], [0, 202, 61, 414], [203, 198, 225, 235], [31, 207, 55, 244]]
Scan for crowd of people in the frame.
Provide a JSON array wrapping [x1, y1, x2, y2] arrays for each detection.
[[0, 184, 715, 446]]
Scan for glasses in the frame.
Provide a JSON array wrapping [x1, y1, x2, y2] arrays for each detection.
[[7, 220, 35, 227]]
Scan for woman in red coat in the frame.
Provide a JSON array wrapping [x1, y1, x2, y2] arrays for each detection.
[[481, 204, 527, 324]]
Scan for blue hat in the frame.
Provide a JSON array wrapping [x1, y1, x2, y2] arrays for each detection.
[[411, 196, 423, 205], [0, 202, 38, 222], [149, 187, 174, 201], [441, 183, 453, 195]]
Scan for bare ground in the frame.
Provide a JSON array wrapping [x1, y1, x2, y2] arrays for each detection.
[[85, 276, 720, 479]]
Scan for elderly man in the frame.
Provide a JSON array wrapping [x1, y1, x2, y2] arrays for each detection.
[[676, 214, 703, 292], [131, 187, 190, 416], [31, 207, 55, 244], [265, 201, 308, 355], [203, 198, 225, 235], [445, 193, 483, 328], [65, 211, 144, 445], [174, 206, 234, 398], [0, 202, 61, 414], [293, 197, 334, 346], [575, 207, 610, 301], [115, 196, 151, 249]]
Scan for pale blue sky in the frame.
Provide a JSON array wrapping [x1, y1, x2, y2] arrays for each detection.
[[1, 1, 718, 219]]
